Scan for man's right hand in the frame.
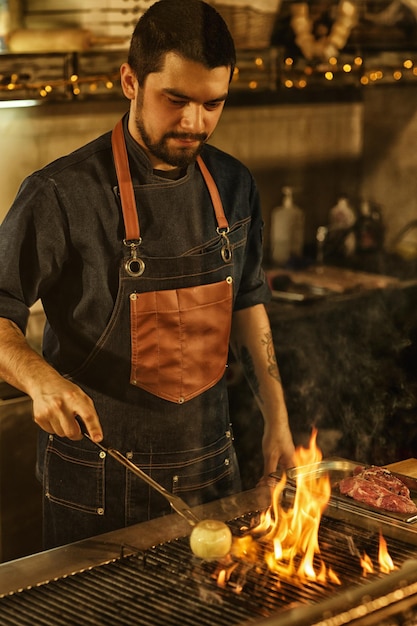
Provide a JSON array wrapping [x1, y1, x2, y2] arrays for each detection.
[[0, 317, 103, 442], [31, 374, 103, 442]]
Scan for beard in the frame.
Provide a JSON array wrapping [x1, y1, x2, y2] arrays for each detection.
[[134, 111, 208, 169]]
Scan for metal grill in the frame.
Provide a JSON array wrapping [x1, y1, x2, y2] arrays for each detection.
[[2, 515, 417, 626]]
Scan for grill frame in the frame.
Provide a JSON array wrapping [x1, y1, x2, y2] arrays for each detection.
[[0, 487, 271, 597], [3, 486, 417, 625]]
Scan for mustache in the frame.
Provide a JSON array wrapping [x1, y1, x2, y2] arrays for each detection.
[[165, 131, 208, 142]]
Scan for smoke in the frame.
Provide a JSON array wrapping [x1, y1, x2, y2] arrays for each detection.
[[229, 283, 417, 488], [273, 286, 417, 465]]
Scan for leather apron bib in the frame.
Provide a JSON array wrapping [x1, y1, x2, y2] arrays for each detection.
[[111, 119, 234, 403], [41, 119, 242, 547]]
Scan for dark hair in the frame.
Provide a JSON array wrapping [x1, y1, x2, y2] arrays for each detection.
[[127, 0, 236, 86]]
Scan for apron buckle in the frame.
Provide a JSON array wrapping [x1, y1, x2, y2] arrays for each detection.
[[124, 238, 145, 277], [217, 227, 232, 263]]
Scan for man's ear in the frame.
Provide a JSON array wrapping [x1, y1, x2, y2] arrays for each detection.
[[120, 63, 137, 100]]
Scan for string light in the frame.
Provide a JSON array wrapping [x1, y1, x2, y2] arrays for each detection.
[[280, 51, 417, 90], [2, 50, 417, 102], [0, 70, 121, 100]]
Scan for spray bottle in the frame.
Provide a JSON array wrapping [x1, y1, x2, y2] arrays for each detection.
[[270, 186, 305, 266]]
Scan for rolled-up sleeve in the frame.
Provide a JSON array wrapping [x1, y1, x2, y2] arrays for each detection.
[[0, 173, 67, 334], [233, 176, 271, 311]]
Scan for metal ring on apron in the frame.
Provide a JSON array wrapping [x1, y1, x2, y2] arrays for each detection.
[[124, 238, 146, 277]]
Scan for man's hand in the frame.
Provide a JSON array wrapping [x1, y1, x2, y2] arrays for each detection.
[[0, 317, 103, 442], [258, 420, 295, 487], [31, 374, 103, 442]]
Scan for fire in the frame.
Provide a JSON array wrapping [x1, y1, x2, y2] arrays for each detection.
[[360, 552, 374, 576], [254, 428, 335, 583], [379, 531, 395, 574], [224, 429, 336, 584], [216, 428, 395, 590]]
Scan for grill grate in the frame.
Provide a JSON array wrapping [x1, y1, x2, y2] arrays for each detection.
[[2, 515, 417, 626]]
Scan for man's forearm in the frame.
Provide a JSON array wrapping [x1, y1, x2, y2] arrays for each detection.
[[0, 317, 58, 397], [230, 304, 284, 413], [230, 304, 295, 472]]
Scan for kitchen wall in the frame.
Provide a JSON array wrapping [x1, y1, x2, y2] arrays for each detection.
[[1, 86, 416, 257], [362, 84, 417, 248]]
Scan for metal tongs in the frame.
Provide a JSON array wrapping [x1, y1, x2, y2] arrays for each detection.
[[78, 419, 200, 527]]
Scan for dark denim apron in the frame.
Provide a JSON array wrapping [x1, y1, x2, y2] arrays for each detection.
[[42, 119, 243, 548]]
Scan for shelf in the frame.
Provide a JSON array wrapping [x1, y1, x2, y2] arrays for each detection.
[[0, 47, 280, 104], [2, 46, 417, 106]]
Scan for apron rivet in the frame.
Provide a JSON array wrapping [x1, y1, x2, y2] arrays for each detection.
[[224, 458, 230, 466], [99, 451, 106, 459], [178, 397, 185, 404], [97, 508, 105, 516], [226, 276, 233, 284], [126, 451, 133, 460], [130, 293, 138, 301]]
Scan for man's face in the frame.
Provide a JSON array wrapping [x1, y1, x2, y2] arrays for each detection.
[[125, 52, 230, 170]]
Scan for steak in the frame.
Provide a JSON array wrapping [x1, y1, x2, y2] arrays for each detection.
[[352, 465, 411, 498], [339, 467, 417, 514]]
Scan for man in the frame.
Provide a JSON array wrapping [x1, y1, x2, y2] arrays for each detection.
[[0, 0, 295, 549]]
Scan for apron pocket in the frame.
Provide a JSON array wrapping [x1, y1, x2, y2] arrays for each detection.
[[125, 434, 241, 524], [130, 277, 233, 403], [44, 435, 105, 515], [171, 444, 241, 507]]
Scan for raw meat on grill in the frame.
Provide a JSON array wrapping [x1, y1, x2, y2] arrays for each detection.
[[352, 465, 411, 498], [339, 467, 417, 514]]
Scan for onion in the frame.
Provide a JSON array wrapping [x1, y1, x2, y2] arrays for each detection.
[[189, 519, 232, 560]]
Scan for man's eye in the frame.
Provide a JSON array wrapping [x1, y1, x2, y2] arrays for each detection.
[[205, 102, 222, 110], [169, 98, 186, 106]]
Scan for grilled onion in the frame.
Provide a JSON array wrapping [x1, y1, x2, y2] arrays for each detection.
[[190, 519, 232, 560]]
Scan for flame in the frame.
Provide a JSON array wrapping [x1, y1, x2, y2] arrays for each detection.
[[360, 552, 374, 576], [247, 428, 336, 583], [328, 567, 342, 585], [216, 428, 394, 591], [378, 531, 395, 574]]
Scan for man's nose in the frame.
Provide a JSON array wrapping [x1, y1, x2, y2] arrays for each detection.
[[180, 103, 204, 133]]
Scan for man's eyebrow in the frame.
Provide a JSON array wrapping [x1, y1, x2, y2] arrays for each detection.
[[162, 88, 229, 103]]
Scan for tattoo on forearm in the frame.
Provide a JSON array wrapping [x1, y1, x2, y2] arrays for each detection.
[[261, 331, 282, 383], [237, 331, 281, 405]]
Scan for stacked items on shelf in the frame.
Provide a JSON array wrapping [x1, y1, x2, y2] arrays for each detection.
[[1, 0, 282, 101], [208, 0, 281, 50], [23, 0, 155, 45]]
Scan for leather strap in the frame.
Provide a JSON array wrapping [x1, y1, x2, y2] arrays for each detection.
[[111, 118, 229, 242], [196, 156, 229, 231], [111, 118, 141, 242]]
